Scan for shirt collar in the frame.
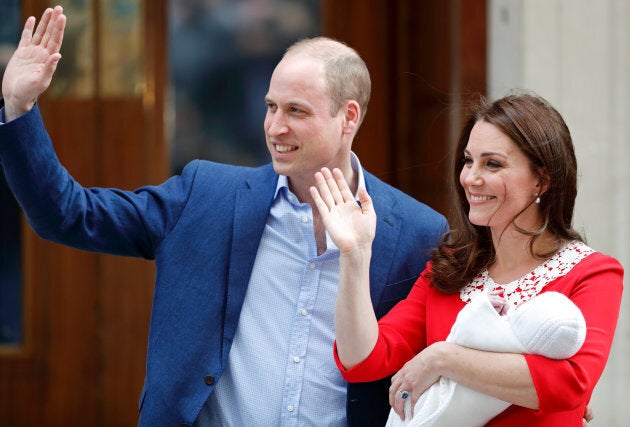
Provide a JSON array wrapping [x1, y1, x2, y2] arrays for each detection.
[[274, 151, 366, 201]]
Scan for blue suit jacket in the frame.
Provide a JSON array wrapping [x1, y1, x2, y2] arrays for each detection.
[[0, 104, 448, 426]]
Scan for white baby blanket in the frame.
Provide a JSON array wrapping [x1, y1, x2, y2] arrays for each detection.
[[386, 291, 586, 427]]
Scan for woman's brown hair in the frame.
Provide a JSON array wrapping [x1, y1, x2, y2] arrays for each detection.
[[429, 92, 584, 293]]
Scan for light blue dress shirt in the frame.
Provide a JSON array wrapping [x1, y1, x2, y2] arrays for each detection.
[[196, 155, 365, 426]]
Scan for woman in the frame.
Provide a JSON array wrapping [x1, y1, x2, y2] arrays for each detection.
[[310, 93, 623, 425]]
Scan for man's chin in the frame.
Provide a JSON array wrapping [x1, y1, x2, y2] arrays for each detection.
[[271, 160, 291, 176]]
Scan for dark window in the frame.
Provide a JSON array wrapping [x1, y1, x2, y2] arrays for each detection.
[[168, 0, 321, 172], [0, 0, 23, 346]]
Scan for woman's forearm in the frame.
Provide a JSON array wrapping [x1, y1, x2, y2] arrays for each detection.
[[434, 342, 539, 409], [334, 248, 380, 369]]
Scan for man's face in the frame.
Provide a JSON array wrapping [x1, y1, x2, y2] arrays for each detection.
[[264, 54, 350, 187]]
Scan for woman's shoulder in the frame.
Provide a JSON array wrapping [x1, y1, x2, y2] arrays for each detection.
[[572, 242, 624, 276], [536, 240, 623, 279]]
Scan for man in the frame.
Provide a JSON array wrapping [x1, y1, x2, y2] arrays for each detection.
[[0, 6, 447, 426]]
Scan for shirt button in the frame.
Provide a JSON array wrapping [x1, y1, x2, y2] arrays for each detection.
[[204, 375, 215, 386], [300, 308, 308, 316], [309, 262, 316, 269], [301, 216, 309, 223], [293, 356, 300, 363], [287, 405, 294, 412]]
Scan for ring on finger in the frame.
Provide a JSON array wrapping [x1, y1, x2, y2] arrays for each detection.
[[399, 390, 410, 400]]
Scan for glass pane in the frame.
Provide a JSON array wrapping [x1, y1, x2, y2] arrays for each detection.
[[168, 0, 321, 172], [101, 0, 144, 97], [0, 0, 23, 345], [0, 175, 22, 345], [48, 0, 96, 98]]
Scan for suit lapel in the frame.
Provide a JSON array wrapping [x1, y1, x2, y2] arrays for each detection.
[[222, 165, 278, 362], [364, 174, 401, 312]]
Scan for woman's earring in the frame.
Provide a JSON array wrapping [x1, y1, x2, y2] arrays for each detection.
[[535, 193, 541, 204]]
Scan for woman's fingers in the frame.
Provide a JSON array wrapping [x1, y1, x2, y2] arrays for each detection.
[[331, 167, 355, 203], [310, 173, 332, 216], [320, 167, 344, 206], [389, 374, 407, 419], [313, 167, 355, 209], [312, 170, 335, 210]]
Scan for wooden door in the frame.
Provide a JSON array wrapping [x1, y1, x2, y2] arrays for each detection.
[[322, 0, 487, 217], [0, 1, 167, 425]]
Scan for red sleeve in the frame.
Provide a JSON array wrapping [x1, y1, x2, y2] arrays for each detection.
[[525, 253, 624, 413], [334, 264, 432, 382]]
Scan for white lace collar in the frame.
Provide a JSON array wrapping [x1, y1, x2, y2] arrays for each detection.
[[460, 241, 594, 308]]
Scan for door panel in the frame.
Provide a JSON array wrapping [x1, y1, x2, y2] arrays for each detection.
[[0, 1, 166, 425], [323, 0, 487, 217]]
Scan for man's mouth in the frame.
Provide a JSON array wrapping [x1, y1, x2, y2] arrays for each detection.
[[275, 144, 297, 153]]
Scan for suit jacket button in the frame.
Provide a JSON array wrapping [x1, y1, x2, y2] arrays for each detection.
[[204, 375, 215, 386]]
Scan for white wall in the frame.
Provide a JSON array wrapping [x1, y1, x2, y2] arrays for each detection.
[[489, 1, 629, 425]]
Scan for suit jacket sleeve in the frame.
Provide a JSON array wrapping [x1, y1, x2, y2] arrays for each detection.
[[0, 103, 193, 259]]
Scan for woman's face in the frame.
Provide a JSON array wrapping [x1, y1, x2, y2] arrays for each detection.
[[459, 120, 544, 233]]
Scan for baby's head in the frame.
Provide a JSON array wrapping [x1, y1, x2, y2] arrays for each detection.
[[509, 291, 586, 359]]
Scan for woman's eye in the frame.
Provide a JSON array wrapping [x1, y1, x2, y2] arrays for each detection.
[[462, 156, 473, 166], [487, 160, 502, 169]]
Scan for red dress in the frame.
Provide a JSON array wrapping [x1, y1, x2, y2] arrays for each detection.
[[335, 242, 624, 426]]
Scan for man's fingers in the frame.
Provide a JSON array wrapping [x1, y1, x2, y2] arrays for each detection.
[[46, 12, 66, 53], [18, 16, 36, 48], [44, 53, 63, 77], [583, 404, 594, 424], [32, 8, 53, 45], [42, 6, 65, 50]]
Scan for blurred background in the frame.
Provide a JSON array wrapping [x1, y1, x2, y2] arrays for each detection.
[[0, 0, 627, 425]]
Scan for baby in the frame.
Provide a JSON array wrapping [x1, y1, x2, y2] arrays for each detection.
[[387, 291, 586, 427]]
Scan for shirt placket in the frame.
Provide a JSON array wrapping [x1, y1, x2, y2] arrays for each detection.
[[280, 209, 320, 426]]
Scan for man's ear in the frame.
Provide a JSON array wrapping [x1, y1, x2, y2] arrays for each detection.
[[342, 100, 360, 134]]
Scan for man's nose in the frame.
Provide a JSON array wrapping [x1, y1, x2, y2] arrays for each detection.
[[266, 111, 288, 135]]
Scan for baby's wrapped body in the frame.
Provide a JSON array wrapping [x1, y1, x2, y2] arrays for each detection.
[[387, 291, 586, 427]]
